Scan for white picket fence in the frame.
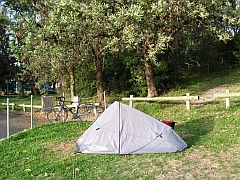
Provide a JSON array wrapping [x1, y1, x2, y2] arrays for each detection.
[[1, 93, 106, 140], [1, 95, 39, 140], [0, 102, 16, 111]]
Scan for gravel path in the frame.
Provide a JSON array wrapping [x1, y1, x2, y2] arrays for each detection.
[[0, 113, 30, 140], [0, 112, 47, 140]]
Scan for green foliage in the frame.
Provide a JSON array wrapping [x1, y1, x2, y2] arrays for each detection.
[[0, 14, 14, 91], [1, 0, 239, 98], [182, 33, 238, 74], [102, 52, 145, 96], [74, 64, 96, 97]]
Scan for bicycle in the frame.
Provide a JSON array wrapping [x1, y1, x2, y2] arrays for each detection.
[[47, 96, 98, 123]]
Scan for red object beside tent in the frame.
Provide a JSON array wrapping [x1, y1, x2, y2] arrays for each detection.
[[161, 120, 176, 129]]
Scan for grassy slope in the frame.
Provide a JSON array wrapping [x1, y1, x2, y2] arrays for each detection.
[[0, 68, 240, 180]]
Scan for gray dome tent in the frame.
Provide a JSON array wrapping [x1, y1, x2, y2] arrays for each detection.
[[76, 101, 187, 154]]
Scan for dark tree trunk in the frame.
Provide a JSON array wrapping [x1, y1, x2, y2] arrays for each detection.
[[28, 80, 40, 95], [95, 59, 104, 105], [91, 41, 104, 105], [9, 65, 24, 98], [145, 60, 157, 97], [173, 33, 179, 48], [142, 35, 157, 98]]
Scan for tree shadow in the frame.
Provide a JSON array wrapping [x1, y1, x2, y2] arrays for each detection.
[[177, 67, 240, 98], [174, 115, 215, 147]]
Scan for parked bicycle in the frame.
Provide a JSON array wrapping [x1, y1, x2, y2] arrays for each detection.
[[47, 96, 98, 123]]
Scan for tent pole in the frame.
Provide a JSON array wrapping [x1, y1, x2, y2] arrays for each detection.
[[118, 102, 120, 155]]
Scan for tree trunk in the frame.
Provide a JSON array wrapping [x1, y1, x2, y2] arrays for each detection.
[[68, 67, 76, 101], [11, 70, 24, 98], [92, 42, 104, 105], [9, 65, 24, 98], [59, 70, 67, 92], [173, 33, 179, 48], [27, 80, 40, 95], [17, 79, 24, 98], [145, 60, 157, 97], [31, 85, 40, 95], [95, 59, 104, 105]]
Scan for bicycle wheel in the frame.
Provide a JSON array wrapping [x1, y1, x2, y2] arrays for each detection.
[[96, 106, 105, 117], [69, 107, 81, 121], [79, 104, 98, 121], [47, 109, 58, 123], [55, 108, 68, 122]]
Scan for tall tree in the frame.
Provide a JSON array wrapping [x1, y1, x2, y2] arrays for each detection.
[[2, 0, 239, 100], [30, 0, 124, 103], [120, 0, 239, 97], [32, 0, 126, 103], [1, 0, 47, 96], [0, 16, 10, 91], [0, 3, 25, 97]]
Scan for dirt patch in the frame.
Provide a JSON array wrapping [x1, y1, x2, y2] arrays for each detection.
[[190, 85, 239, 107], [49, 140, 77, 158], [157, 147, 240, 179], [198, 86, 229, 102]]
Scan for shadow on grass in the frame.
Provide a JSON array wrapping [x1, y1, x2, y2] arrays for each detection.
[[175, 115, 215, 147], [173, 67, 240, 98]]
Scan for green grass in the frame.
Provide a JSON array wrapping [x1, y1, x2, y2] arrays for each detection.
[[0, 68, 240, 179], [166, 66, 240, 96]]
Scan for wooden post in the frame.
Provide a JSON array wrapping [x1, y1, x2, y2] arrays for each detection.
[[226, 90, 230, 109], [122, 94, 199, 109], [186, 93, 190, 110], [129, 95, 133, 107]]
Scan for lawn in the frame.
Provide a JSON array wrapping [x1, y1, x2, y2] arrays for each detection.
[[0, 68, 240, 179]]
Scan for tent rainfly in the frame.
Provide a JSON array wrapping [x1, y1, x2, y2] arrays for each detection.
[[76, 101, 187, 154]]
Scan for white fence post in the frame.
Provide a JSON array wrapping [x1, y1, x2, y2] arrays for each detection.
[[214, 90, 240, 109], [7, 98, 10, 139], [226, 90, 230, 109], [186, 93, 190, 110], [104, 91, 107, 110], [31, 95, 33, 129], [129, 95, 133, 107]]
